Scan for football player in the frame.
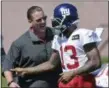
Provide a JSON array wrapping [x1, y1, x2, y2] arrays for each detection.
[[11, 3, 102, 88]]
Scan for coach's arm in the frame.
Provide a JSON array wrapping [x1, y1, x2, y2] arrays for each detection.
[[11, 50, 60, 75]]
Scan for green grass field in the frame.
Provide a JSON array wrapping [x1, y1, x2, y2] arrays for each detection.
[[1, 57, 108, 87]]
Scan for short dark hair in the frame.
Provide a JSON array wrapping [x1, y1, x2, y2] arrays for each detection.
[[27, 6, 43, 21]]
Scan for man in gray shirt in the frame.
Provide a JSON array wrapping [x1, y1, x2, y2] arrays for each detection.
[[2, 6, 61, 88]]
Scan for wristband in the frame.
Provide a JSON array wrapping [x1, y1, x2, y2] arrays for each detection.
[[7, 80, 14, 86]]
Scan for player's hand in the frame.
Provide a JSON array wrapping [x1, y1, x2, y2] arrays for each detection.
[[11, 68, 27, 76], [58, 71, 74, 84], [9, 82, 20, 88]]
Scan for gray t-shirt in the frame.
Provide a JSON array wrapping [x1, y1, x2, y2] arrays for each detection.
[[2, 27, 61, 88]]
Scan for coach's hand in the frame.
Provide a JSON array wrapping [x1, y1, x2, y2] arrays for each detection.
[[58, 71, 74, 84], [11, 68, 27, 76]]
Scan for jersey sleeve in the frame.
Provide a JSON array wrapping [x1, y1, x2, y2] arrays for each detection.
[[52, 35, 59, 51], [81, 30, 101, 46]]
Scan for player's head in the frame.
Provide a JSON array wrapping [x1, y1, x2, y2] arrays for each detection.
[[52, 3, 79, 34]]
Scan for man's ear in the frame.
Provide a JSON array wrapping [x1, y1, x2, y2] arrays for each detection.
[[28, 19, 32, 23]]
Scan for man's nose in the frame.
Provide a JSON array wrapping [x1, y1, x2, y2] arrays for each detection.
[[41, 19, 45, 23]]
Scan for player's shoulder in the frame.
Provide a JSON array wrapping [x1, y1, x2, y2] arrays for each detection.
[[71, 28, 94, 39], [76, 28, 94, 34], [54, 35, 59, 39], [53, 35, 60, 42]]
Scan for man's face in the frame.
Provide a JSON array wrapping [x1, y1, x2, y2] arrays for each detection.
[[30, 11, 47, 33]]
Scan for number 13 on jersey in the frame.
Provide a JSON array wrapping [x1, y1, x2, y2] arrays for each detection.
[[60, 45, 79, 70]]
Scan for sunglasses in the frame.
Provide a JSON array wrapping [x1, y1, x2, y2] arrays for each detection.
[[35, 15, 47, 22]]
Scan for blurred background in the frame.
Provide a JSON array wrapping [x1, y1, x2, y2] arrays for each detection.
[[1, 0, 108, 87]]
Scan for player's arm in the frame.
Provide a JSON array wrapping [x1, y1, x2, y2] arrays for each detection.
[[11, 50, 60, 75], [59, 42, 101, 83], [75, 42, 101, 74]]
